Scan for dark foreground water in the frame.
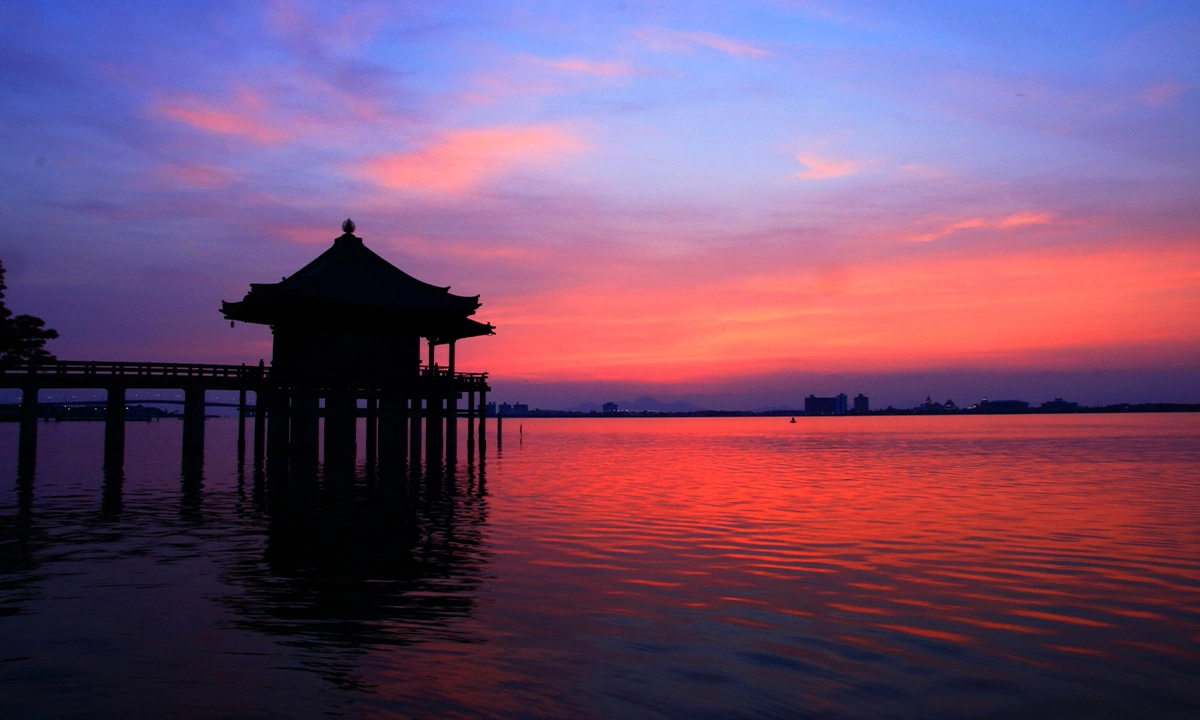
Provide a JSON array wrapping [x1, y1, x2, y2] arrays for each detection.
[[1, 415, 1199, 718]]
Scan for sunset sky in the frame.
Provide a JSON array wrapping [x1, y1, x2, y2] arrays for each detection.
[[1, 1, 1197, 409]]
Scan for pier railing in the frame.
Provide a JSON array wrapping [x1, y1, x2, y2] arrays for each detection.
[[2, 360, 487, 387], [2, 360, 268, 379]]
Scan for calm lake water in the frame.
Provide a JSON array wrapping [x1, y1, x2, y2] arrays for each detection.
[[2, 415, 1199, 718]]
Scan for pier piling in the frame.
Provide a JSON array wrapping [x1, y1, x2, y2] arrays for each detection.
[[18, 387, 38, 468], [237, 388, 247, 457], [183, 387, 205, 458], [104, 387, 126, 467]]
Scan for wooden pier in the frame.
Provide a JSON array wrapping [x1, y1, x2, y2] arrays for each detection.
[[2, 358, 490, 473]]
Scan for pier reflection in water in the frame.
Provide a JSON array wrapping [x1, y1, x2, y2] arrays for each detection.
[[0, 419, 490, 717], [1, 415, 1199, 719]]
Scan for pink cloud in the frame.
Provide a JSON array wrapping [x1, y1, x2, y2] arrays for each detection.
[[357, 125, 586, 194], [544, 57, 636, 76], [159, 88, 288, 144], [906, 211, 1054, 243], [635, 27, 769, 58], [793, 154, 870, 179]]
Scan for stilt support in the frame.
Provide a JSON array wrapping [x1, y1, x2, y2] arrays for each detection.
[[183, 387, 205, 458], [18, 386, 38, 470], [253, 389, 266, 462], [104, 386, 126, 468]]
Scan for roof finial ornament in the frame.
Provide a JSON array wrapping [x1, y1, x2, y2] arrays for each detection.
[[342, 218, 356, 234]]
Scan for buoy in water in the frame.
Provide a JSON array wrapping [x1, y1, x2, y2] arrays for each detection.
[[790, 417, 797, 423]]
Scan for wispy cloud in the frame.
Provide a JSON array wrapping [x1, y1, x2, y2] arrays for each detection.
[[357, 125, 586, 194], [543, 57, 637, 76], [156, 163, 240, 189], [635, 27, 769, 58], [1141, 81, 1188, 106], [906, 211, 1054, 243], [897, 163, 951, 179], [793, 153, 871, 179], [265, 0, 389, 54], [159, 88, 288, 144]]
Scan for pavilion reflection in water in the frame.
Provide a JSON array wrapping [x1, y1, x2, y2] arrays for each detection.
[[218, 458, 491, 691]]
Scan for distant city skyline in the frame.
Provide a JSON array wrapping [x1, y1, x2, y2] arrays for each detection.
[[1, 2, 1197, 408]]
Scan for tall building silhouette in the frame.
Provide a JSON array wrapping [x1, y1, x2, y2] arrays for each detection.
[[805, 393, 848, 415]]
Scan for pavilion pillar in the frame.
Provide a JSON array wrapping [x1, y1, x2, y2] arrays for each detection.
[[466, 389, 476, 462], [446, 392, 458, 466], [323, 391, 340, 469], [183, 387, 206, 458], [253, 389, 266, 462], [409, 396, 422, 471], [446, 342, 457, 465], [18, 386, 38, 469], [478, 389, 487, 455], [324, 390, 357, 474], [378, 391, 397, 477], [426, 394, 443, 470], [365, 396, 378, 468], [266, 387, 290, 456], [104, 386, 126, 468], [237, 388, 247, 458], [396, 391, 408, 467], [290, 389, 320, 463]]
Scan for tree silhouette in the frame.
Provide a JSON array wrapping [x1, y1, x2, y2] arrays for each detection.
[[0, 259, 58, 366]]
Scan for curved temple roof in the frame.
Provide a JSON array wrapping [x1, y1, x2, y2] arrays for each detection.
[[222, 227, 494, 342]]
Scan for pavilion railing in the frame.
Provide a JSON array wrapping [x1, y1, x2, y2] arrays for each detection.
[[422, 365, 489, 387]]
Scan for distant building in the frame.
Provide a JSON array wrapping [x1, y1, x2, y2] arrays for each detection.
[[978, 398, 1029, 413], [805, 393, 848, 415], [602, 402, 619, 414], [498, 402, 528, 416], [920, 397, 958, 413], [485, 401, 496, 416], [853, 394, 869, 413], [1040, 398, 1079, 412]]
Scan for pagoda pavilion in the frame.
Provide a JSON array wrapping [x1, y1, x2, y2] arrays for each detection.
[[221, 219, 492, 471]]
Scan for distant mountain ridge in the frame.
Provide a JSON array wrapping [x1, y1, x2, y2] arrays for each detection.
[[562, 396, 707, 413]]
